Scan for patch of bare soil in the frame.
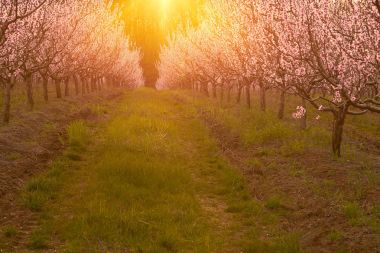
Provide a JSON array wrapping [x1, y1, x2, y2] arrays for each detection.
[[0, 90, 123, 251], [198, 109, 380, 253]]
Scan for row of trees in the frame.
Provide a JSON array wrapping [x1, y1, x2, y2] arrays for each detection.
[[157, 0, 380, 156], [1, 0, 144, 124]]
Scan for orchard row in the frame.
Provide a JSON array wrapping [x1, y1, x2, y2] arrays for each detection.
[[157, 0, 380, 156], [0, 0, 144, 123]]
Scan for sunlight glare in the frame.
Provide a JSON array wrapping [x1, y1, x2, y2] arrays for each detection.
[[160, 0, 171, 17]]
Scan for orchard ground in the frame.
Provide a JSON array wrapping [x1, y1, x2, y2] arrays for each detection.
[[0, 88, 380, 252]]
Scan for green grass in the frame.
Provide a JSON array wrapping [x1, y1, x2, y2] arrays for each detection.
[[67, 120, 90, 150], [2, 226, 17, 238], [28, 231, 49, 250], [16, 88, 380, 253], [328, 229, 344, 241], [18, 89, 282, 252], [342, 202, 361, 220], [21, 160, 68, 212], [179, 90, 380, 157], [265, 195, 282, 210]]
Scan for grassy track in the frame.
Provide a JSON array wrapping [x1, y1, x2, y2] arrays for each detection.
[[2, 88, 379, 253], [15, 89, 289, 252]]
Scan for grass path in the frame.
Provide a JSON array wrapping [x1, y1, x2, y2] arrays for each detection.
[[16, 89, 275, 252]]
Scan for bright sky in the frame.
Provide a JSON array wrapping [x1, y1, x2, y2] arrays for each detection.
[[160, 0, 171, 23]]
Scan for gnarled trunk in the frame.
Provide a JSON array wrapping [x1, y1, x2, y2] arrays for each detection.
[[42, 76, 49, 102], [81, 77, 86, 95], [245, 85, 251, 109], [227, 86, 232, 103], [64, 77, 70, 96], [73, 75, 79, 95], [278, 90, 285, 119], [2, 82, 12, 124], [98, 79, 103, 91], [332, 108, 346, 157], [300, 98, 307, 130], [202, 83, 209, 97], [260, 87, 266, 112], [220, 84, 224, 102], [86, 79, 90, 93], [212, 84, 217, 98], [91, 78, 96, 92], [25, 74, 34, 110], [237, 85, 243, 103], [55, 79, 62, 98]]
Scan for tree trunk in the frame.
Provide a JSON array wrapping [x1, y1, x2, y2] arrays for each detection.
[[64, 77, 70, 96], [25, 74, 34, 110], [260, 87, 266, 112], [95, 79, 99, 91], [86, 80, 90, 93], [73, 75, 79, 95], [245, 85, 251, 109], [212, 84, 217, 98], [202, 83, 209, 97], [91, 78, 96, 92], [55, 79, 62, 98], [220, 84, 224, 102], [300, 98, 307, 130], [237, 85, 243, 103], [42, 76, 49, 102], [98, 79, 103, 91], [81, 77, 86, 95], [2, 82, 12, 124], [278, 90, 286, 119], [332, 109, 346, 157], [227, 86, 232, 103]]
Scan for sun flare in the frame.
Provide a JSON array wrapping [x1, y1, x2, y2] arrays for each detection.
[[160, 0, 171, 23], [160, 0, 170, 10]]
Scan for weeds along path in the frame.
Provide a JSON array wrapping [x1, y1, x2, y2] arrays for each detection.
[[12, 88, 270, 252], [172, 91, 380, 253], [0, 90, 124, 252]]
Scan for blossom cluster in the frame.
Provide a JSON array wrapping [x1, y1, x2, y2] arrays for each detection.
[[0, 0, 144, 89], [292, 106, 306, 119], [156, 0, 380, 155], [157, 0, 380, 115]]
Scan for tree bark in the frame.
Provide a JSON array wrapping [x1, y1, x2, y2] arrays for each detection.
[[332, 108, 346, 157], [25, 74, 34, 110], [212, 84, 217, 98], [55, 79, 62, 98], [86, 79, 90, 93], [245, 85, 251, 109], [237, 85, 243, 103], [98, 78, 103, 91], [91, 78, 96, 92], [42, 76, 49, 102], [2, 82, 12, 124], [227, 86, 232, 103], [202, 83, 209, 97], [73, 75, 79, 95], [260, 87, 266, 112], [278, 90, 286, 119], [64, 77, 70, 96], [81, 77, 86, 95], [300, 98, 307, 130], [220, 84, 224, 102]]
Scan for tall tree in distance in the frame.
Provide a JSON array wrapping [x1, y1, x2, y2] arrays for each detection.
[[112, 0, 204, 88]]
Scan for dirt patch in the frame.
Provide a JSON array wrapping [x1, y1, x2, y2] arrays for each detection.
[[0, 90, 123, 251], [198, 109, 380, 253]]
